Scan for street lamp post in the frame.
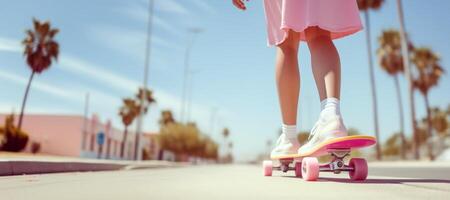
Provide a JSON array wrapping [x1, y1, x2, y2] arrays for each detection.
[[396, 0, 419, 160], [180, 28, 203, 123], [134, 0, 155, 161], [186, 68, 203, 122], [209, 107, 218, 136]]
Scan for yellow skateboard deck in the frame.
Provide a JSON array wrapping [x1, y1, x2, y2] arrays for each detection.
[[271, 135, 376, 160]]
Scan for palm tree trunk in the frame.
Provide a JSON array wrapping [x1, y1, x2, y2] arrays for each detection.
[[394, 75, 406, 159], [424, 93, 435, 160], [363, 10, 382, 160], [396, 0, 420, 160], [120, 127, 128, 159], [17, 71, 36, 131], [134, 128, 140, 160]]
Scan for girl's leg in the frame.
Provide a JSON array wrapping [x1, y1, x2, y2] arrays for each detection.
[[270, 30, 301, 157], [297, 27, 347, 154], [305, 27, 341, 100], [276, 30, 301, 125]]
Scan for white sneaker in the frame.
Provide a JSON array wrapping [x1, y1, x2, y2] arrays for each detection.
[[270, 133, 300, 158], [298, 115, 348, 154]]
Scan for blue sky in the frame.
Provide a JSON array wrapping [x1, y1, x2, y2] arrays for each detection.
[[0, 0, 449, 161]]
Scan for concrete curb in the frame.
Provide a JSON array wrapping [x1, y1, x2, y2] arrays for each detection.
[[0, 161, 127, 176], [0, 160, 186, 176]]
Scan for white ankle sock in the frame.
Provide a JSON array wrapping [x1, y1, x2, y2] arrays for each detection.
[[282, 123, 297, 140], [320, 98, 341, 120]]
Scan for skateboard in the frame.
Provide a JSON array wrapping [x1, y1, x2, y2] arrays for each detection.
[[262, 135, 376, 181]]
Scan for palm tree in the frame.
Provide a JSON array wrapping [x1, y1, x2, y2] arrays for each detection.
[[357, 0, 385, 160], [222, 128, 230, 157], [228, 141, 233, 160], [430, 107, 448, 138], [382, 133, 401, 157], [411, 47, 444, 160], [18, 18, 59, 130], [396, 0, 420, 160], [135, 87, 156, 113], [377, 30, 407, 159], [119, 98, 140, 158], [222, 128, 229, 138], [133, 87, 156, 159], [159, 110, 175, 126], [204, 137, 218, 160]]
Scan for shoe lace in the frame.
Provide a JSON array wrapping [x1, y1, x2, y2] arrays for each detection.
[[308, 115, 344, 141], [308, 121, 320, 141], [275, 134, 282, 145]]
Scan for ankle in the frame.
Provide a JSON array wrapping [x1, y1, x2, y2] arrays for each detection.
[[282, 123, 297, 140], [320, 98, 341, 119]]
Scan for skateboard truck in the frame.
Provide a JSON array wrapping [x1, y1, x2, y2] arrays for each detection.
[[272, 149, 352, 174], [320, 148, 352, 174], [273, 159, 296, 172]]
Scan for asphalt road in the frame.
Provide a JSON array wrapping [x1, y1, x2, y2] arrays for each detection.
[[370, 166, 450, 180], [1, 164, 449, 200]]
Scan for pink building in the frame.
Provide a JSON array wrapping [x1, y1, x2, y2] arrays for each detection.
[[0, 113, 158, 160]]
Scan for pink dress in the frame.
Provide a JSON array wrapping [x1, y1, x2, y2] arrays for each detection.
[[263, 0, 363, 46]]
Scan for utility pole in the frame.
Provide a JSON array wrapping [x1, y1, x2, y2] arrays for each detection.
[[186, 68, 203, 122], [396, 0, 419, 159], [209, 107, 218, 136], [134, 0, 154, 161], [180, 28, 203, 123]]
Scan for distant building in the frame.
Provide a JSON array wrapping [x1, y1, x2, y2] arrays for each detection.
[[0, 113, 160, 160]]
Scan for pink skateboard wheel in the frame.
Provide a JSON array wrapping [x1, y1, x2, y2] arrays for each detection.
[[302, 157, 319, 181], [349, 158, 368, 181], [262, 160, 273, 176], [294, 162, 302, 178]]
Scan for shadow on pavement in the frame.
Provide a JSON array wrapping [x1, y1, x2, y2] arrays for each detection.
[[281, 176, 450, 184], [321, 177, 450, 184]]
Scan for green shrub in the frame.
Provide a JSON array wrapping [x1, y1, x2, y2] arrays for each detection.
[[0, 114, 29, 152]]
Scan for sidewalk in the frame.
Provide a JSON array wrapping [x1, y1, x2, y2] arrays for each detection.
[[0, 152, 184, 176], [370, 160, 450, 167]]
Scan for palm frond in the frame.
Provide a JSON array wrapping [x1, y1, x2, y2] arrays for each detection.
[[22, 18, 59, 74]]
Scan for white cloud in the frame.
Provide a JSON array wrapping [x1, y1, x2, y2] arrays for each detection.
[[116, 0, 215, 39], [58, 53, 182, 109], [59, 54, 139, 92], [87, 24, 180, 62], [0, 35, 233, 134], [191, 0, 217, 15], [0, 69, 81, 100], [0, 37, 21, 53], [57, 53, 222, 131], [0, 101, 77, 115], [0, 67, 122, 112], [155, 0, 216, 16], [156, 0, 190, 15], [117, 2, 182, 38]]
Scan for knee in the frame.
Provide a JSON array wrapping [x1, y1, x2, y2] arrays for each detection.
[[277, 41, 298, 56], [277, 30, 299, 56], [307, 35, 332, 50], [305, 28, 332, 49]]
